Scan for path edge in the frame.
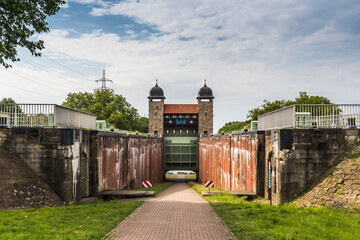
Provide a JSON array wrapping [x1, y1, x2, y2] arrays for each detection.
[[103, 201, 147, 240]]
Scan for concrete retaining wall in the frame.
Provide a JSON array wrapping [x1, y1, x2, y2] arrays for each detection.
[[265, 128, 360, 204], [2, 128, 92, 203]]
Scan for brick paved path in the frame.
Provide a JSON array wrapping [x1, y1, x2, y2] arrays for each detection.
[[105, 183, 236, 240]]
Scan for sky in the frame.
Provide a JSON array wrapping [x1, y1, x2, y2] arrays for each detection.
[[1, 0, 360, 132]]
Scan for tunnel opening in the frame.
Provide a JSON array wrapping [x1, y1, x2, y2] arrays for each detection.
[[165, 170, 197, 182]]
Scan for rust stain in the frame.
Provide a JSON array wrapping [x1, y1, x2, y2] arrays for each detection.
[[98, 134, 163, 191], [199, 134, 258, 192]]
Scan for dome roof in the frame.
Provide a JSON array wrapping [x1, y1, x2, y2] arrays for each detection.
[[148, 80, 165, 99], [197, 80, 214, 99]]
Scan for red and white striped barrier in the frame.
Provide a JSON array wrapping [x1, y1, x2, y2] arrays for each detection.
[[142, 181, 152, 188], [204, 181, 214, 188]]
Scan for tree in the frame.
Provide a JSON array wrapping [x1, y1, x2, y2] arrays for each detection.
[[247, 92, 332, 121], [62, 90, 148, 132], [217, 121, 250, 134], [218, 92, 333, 132], [0, 0, 65, 68], [0, 97, 16, 104]]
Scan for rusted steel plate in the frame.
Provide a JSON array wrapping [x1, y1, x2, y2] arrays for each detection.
[[199, 134, 258, 192], [98, 133, 163, 192]]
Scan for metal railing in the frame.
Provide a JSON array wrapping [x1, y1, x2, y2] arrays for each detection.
[[258, 104, 360, 130], [0, 104, 96, 129]]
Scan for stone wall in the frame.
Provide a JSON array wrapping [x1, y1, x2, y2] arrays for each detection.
[[148, 100, 164, 136], [197, 99, 213, 136], [296, 143, 360, 209], [265, 128, 360, 204]]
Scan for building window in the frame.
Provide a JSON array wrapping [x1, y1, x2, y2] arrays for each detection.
[[205, 112, 207, 117], [193, 129, 196, 134], [166, 130, 169, 134], [185, 115, 190, 118], [172, 115, 177, 118], [186, 130, 189, 134], [179, 115, 184, 118], [165, 115, 170, 119], [193, 115, 197, 118], [179, 129, 183, 134], [173, 129, 176, 134]]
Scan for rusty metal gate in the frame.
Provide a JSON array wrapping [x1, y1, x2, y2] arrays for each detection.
[[199, 133, 262, 193]]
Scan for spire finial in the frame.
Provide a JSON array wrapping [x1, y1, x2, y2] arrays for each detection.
[[204, 79, 207, 86], [156, 79, 158, 86]]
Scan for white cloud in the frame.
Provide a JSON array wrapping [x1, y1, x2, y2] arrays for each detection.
[[2, 0, 360, 131]]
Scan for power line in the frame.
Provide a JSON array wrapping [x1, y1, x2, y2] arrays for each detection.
[[5, 68, 67, 93], [45, 56, 94, 77], [9, 67, 75, 92], [0, 71, 59, 97], [18, 55, 86, 87]]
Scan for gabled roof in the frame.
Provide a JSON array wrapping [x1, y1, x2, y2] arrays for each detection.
[[164, 104, 198, 114]]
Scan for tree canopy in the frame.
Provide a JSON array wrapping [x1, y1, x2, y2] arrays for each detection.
[[218, 92, 332, 133], [217, 120, 250, 134], [62, 90, 148, 132], [0, 97, 16, 104], [247, 91, 331, 121], [0, 0, 65, 68]]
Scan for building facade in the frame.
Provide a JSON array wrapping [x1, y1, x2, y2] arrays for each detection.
[[148, 81, 214, 138], [148, 81, 214, 172]]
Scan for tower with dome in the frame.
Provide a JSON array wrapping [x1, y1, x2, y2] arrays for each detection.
[[148, 80, 214, 172]]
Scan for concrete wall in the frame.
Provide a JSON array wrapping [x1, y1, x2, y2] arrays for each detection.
[[198, 132, 265, 195], [93, 132, 163, 193], [2, 128, 92, 203], [265, 128, 360, 204]]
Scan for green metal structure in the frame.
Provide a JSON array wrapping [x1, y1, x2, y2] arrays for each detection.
[[164, 137, 198, 171]]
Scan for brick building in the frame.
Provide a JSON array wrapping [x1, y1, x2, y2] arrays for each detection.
[[148, 80, 214, 171], [148, 80, 214, 138]]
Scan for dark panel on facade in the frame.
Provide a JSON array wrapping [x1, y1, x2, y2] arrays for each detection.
[[278, 129, 292, 150], [61, 129, 74, 145]]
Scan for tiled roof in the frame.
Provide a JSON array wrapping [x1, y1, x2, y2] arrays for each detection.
[[164, 104, 198, 114]]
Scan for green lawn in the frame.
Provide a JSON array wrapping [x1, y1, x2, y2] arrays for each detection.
[[189, 182, 360, 240], [165, 173, 177, 179], [0, 200, 142, 240], [184, 174, 196, 180], [0, 182, 173, 239]]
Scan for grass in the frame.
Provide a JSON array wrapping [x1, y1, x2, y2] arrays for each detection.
[[0, 200, 142, 240], [165, 173, 177, 179], [185, 174, 196, 180], [0, 182, 174, 239], [188, 182, 360, 240]]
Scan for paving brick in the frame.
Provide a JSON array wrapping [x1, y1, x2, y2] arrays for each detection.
[[105, 183, 236, 240]]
